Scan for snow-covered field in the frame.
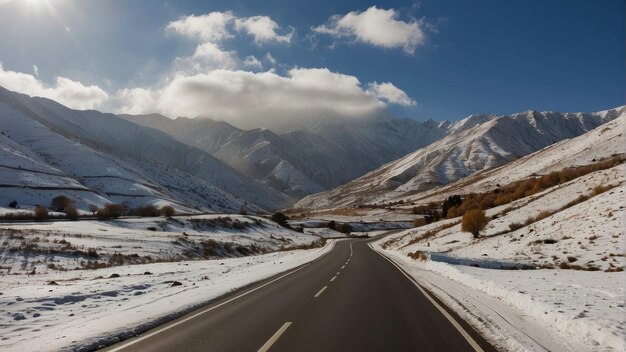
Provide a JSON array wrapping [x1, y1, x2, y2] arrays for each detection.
[[0, 241, 334, 351], [0, 214, 323, 274]]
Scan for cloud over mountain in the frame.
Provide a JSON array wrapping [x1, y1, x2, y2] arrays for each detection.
[[0, 63, 108, 110], [116, 68, 391, 129]]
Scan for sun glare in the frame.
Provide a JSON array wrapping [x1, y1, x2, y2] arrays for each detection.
[[23, 0, 47, 7]]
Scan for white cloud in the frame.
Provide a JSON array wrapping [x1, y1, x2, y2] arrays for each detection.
[[166, 12, 291, 73], [313, 6, 426, 53], [173, 42, 238, 72], [0, 64, 108, 110], [243, 55, 263, 69], [367, 82, 415, 106], [234, 16, 293, 44], [115, 88, 158, 115], [166, 12, 235, 43], [32, 64, 39, 77], [115, 68, 393, 129], [264, 52, 277, 65]]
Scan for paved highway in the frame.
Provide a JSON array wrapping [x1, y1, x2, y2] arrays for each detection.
[[103, 236, 495, 352]]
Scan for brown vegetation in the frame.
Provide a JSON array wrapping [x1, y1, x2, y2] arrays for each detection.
[[51, 196, 73, 212], [461, 208, 489, 238], [34, 205, 49, 220]]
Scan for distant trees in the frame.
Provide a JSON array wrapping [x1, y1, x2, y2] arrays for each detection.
[[8, 200, 17, 208], [51, 196, 73, 212], [131, 205, 161, 217], [161, 205, 175, 217], [461, 208, 489, 238], [335, 222, 352, 234], [328, 220, 351, 234], [442, 195, 462, 217], [97, 203, 124, 219], [270, 212, 289, 227], [88, 205, 98, 216], [34, 205, 49, 220], [65, 206, 79, 220], [238, 206, 247, 216]]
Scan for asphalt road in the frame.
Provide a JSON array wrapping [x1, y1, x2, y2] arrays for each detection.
[[103, 236, 496, 352]]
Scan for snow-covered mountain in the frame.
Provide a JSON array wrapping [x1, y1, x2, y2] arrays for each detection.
[[0, 86, 291, 212], [296, 107, 625, 209], [121, 113, 450, 198]]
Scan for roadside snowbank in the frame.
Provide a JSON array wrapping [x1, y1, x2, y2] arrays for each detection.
[[374, 245, 625, 352]]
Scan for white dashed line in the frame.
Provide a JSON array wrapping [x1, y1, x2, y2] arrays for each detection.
[[106, 263, 311, 352], [314, 286, 328, 298], [258, 322, 292, 352], [330, 276, 337, 282]]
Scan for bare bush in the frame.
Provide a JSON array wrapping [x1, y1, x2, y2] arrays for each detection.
[[270, 212, 289, 228], [65, 206, 79, 220], [97, 203, 125, 219], [34, 206, 49, 220], [161, 205, 175, 217], [51, 196, 73, 212], [461, 208, 488, 238]]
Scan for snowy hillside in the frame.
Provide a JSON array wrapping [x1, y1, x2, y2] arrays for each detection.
[[373, 163, 625, 351], [355, 117, 626, 352], [0, 86, 291, 212], [297, 107, 624, 209], [121, 113, 449, 198]]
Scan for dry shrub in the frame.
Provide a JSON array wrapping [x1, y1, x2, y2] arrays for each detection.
[[413, 217, 427, 227], [161, 205, 175, 217], [34, 206, 49, 220], [456, 200, 480, 217], [65, 206, 79, 220], [97, 203, 125, 219], [51, 196, 73, 212], [407, 250, 428, 261], [592, 184, 613, 196], [508, 222, 524, 231], [446, 206, 458, 219], [461, 208, 488, 238], [534, 210, 553, 222], [132, 205, 160, 217], [561, 195, 590, 210]]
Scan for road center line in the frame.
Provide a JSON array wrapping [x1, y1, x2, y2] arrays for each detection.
[[330, 275, 337, 282], [105, 240, 342, 351], [341, 265, 345, 269], [314, 286, 328, 298], [258, 322, 292, 352]]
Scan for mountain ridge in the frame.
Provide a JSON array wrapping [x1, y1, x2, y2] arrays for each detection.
[[295, 106, 625, 209]]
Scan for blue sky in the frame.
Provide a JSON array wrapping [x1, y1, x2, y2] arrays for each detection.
[[0, 0, 622, 126]]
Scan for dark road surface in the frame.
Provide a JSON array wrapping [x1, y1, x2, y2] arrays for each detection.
[[104, 236, 496, 352]]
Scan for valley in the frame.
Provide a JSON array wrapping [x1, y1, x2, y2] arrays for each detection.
[[0, 86, 623, 352]]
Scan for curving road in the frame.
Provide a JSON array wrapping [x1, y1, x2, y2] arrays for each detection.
[[103, 236, 496, 352]]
